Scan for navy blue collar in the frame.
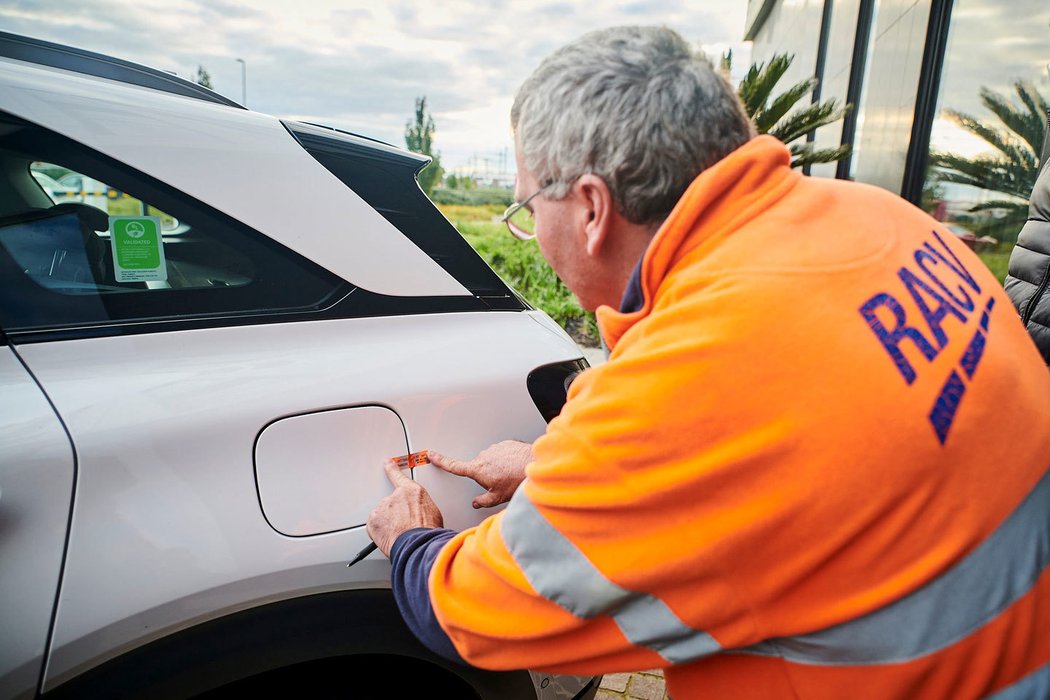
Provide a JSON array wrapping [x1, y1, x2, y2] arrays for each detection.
[[618, 254, 646, 314]]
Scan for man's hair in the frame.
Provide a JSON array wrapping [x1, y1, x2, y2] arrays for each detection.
[[511, 26, 755, 227]]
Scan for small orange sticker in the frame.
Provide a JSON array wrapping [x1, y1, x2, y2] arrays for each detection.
[[390, 450, 430, 469]]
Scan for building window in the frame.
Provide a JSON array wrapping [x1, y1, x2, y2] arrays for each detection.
[[922, 0, 1049, 252]]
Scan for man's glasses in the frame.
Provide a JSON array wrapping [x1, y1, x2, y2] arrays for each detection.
[[500, 185, 551, 241]]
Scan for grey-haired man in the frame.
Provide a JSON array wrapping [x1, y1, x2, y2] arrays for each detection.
[[368, 25, 1050, 699]]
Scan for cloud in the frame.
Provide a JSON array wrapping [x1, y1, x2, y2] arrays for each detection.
[[621, 0, 684, 15], [0, 0, 750, 169], [934, 0, 1049, 121]]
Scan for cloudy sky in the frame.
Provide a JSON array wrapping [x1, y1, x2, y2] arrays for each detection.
[[929, 0, 1050, 156], [1, 0, 751, 175]]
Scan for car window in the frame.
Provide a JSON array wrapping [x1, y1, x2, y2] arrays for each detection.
[[16, 163, 239, 291], [0, 116, 349, 338], [285, 121, 525, 310]]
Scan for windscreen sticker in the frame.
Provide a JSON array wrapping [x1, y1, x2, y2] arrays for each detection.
[[109, 216, 167, 282]]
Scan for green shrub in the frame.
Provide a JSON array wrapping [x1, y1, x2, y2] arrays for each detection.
[[440, 206, 599, 345], [431, 186, 514, 207], [437, 203, 504, 223]]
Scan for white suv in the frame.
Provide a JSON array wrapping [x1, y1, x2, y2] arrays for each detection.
[[0, 32, 595, 699]]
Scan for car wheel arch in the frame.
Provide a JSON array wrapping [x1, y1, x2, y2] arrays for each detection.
[[41, 589, 537, 700]]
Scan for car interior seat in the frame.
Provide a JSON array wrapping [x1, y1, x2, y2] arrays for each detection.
[[0, 202, 124, 289]]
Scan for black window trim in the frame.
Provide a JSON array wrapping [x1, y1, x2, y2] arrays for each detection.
[[836, 0, 877, 180], [284, 120, 527, 312], [900, 0, 956, 205], [803, 0, 836, 177]]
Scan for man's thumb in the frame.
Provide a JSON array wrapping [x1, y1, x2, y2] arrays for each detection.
[[472, 490, 502, 509]]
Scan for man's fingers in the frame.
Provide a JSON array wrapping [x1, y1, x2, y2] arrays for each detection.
[[383, 458, 414, 487], [472, 490, 504, 509], [428, 450, 475, 478]]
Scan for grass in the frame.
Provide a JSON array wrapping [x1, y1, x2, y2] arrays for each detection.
[[437, 204, 600, 345], [106, 198, 177, 227], [977, 243, 1014, 284], [437, 203, 504, 223]]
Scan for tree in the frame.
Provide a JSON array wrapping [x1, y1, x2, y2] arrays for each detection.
[[929, 81, 1047, 240], [732, 53, 851, 169], [719, 48, 733, 77], [194, 65, 213, 89], [405, 96, 444, 195]]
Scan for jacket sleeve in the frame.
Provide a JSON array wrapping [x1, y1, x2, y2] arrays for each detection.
[[389, 527, 466, 664], [422, 344, 758, 676]]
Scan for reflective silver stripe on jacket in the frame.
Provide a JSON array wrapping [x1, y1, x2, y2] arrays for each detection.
[[985, 661, 1050, 700], [500, 493, 721, 663], [744, 467, 1050, 665]]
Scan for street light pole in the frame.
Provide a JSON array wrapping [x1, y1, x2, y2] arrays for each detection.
[[235, 58, 246, 106]]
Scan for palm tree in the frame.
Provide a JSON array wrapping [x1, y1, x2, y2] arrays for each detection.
[[929, 81, 1048, 239], [733, 53, 851, 169]]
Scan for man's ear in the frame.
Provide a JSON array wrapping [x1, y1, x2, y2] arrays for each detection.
[[575, 174, 615, 257]]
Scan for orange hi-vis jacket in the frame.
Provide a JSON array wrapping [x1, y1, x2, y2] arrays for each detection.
[[428, 136, 1050, 698]]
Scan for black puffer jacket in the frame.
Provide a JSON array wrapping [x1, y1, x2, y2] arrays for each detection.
[[1004, 122, 1050, 365]]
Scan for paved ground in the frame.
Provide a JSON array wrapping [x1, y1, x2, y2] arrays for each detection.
[[581, 345, 607, 366], [597, 670, 669, 699]]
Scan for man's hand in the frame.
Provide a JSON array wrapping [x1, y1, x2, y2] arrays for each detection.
[[429, 440, 532, 509], [367, 460, 444, 557]]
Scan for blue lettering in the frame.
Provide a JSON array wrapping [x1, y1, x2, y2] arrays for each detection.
[[899, 268, 967, 349], [959, 329, 987, 379], [981, 297, 995, 331], [923, 229, 981, 295], [929, 370, 966, 444], [915, 249, 975, 312], [860, 292, 938, 385], [860, 235, 996, 446]]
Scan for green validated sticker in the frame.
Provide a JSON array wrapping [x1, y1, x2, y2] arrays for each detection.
[[109, 216, 167, 283]]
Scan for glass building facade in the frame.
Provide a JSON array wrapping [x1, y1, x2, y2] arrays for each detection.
[[745, 0, 1049, 245]]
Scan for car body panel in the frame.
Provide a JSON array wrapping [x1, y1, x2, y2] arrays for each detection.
[[255, 405, 410, 536], [0, 348, 75, 699], [12, 312, 581, 690], [0, 57, 469, 298]]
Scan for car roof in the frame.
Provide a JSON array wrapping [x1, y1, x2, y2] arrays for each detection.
[[0, 31, 244, 109], [0, 31, 419, 160]]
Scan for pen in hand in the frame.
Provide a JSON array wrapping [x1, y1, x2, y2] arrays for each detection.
[[350, 449, 432, 570], [348, 451, 430, 568], [346, 541, 378, 568]]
